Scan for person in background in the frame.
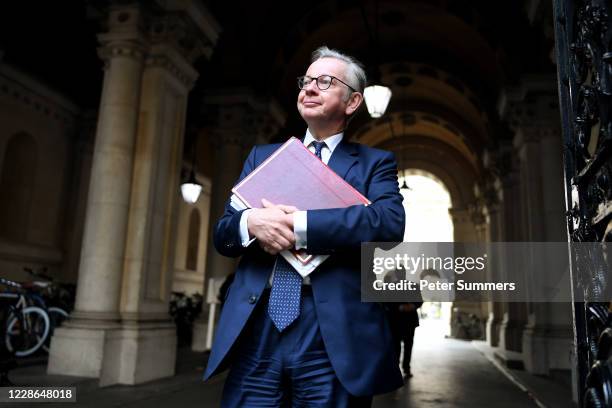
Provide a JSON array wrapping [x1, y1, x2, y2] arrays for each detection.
[[387, 301, 422, 380]]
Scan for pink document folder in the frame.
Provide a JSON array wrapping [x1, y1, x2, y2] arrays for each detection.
[[232, 137, 370, 264]]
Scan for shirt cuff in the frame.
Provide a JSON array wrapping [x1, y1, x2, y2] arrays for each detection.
[[239, 209, 256, 247], [294, 210, 307, 250]]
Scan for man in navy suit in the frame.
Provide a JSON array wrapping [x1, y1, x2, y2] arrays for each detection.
[[204, 46, 406, 407]]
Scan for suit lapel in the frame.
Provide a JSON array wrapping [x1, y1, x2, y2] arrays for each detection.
[[327, 139, 358, 180]]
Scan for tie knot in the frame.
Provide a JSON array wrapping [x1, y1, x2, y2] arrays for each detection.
[[312, 141, 326, 159]]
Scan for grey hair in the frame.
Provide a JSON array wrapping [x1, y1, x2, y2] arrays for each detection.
[[311, 46, 367, 94]]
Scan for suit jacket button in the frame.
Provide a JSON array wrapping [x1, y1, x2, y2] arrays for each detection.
[[248, 295, 257, 304]]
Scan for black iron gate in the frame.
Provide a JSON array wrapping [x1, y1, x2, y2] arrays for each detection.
[[553, 0, 612, 406]]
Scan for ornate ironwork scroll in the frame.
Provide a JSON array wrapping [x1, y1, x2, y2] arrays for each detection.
[[553, 0, 612, 406]]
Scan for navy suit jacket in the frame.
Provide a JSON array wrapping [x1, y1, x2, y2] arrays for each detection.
[[203, 138, 406, 396]]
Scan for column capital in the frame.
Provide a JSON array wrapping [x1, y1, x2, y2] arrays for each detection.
[[483, 140, 518, 180], [95, 1, 221, 88], [151, 0, 220, 60], [145, 3, 220, 90], [147, 1, 220, 89], [475, 169, 503, 213], [448, 207, 470, 223], [96, 3, 148, 63], [144, 48, 199, 90], [498, 74, 561, 135], [468, 200, 487, 228], [97, 39, 147, 64]]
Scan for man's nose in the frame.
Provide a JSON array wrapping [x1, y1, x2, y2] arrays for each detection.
[[303, 79, 319, 93]]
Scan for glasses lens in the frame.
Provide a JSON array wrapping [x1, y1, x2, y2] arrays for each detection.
[[298, 76, 311, 89], [317, 75, 332, 90]]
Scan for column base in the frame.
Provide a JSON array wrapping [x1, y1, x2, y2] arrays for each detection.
[[486, 313, 502, 347], [48, 320, 177, 386], [498, 316, 524, 352], [48, 323, 117, 378], [522, 325, 572, 375], [494, 348, 524, 370]]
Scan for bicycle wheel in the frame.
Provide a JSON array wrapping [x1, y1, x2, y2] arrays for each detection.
[[5, 306, 50, 357], [42, 307, 69, 352]]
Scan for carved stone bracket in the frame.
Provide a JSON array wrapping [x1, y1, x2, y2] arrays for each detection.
[[95, 1, 221, 86]]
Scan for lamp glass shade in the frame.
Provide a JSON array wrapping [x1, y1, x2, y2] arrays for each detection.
[[181, 182, 202, 204], [364, 85, 392, 118]]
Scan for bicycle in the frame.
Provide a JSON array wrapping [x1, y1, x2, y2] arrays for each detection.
[[21, 268, 71, 352], [0, 277, 50, 357]]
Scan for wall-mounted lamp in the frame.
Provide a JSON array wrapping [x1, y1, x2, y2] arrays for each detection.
[[181, 133, 202, 204]]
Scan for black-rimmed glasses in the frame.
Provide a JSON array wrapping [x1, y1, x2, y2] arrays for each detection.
[[297, 75, 357, 92]]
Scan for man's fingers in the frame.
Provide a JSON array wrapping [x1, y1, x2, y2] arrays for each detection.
[[275, 225, 295, 246], [263, 239, 284, 254], [276, 204, 298, 214], [264, 232, 293, 250], [273, 235, 292, 251], [261, 199, 297, 214], [261, 198, 274, 208], [259, 241, 276, 254], [258, 227, 294, 254]]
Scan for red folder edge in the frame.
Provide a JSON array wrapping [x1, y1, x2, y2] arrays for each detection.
[[232, 137, 372, 265]]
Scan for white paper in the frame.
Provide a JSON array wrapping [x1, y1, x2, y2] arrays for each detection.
[[230, 194, 247, 211], [281, 250, 329, 278]]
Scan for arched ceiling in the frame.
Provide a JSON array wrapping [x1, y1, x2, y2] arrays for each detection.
[[273, 0, 505, 104], [376, 134, 478, 208], [350, 62, 489, 168], [378, 62, 488, 140], [355, 111, 479, 171], [196, 0, 551, 151]]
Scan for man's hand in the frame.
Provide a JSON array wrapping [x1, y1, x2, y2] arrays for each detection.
[[248, 199, 298, 255]]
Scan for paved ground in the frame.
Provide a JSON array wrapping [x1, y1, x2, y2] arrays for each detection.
[[3, 319, 573, 407], [371, 320, 541, 408]]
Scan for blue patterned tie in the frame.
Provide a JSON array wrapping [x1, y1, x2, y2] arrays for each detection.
[[267, 141, 326, 331], [268, 257, 302, 331], [312, 141, 326, 159]]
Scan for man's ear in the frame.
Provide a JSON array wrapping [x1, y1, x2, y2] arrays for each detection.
[[345, 92, 363, 116]]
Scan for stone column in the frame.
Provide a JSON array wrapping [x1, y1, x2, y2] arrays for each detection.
[[479, 158, 505, 347], [448, 207, 484, 338], [494, 89, 531, 366], [103, 7, 217, 385], [500, 77, 573, 374], [510, 78, 573, 375], [496, 166, 528, 366], [449, 207, 479, 243], [191, 91, 285, 351], [48, 3, 147, 379], [49, 1, 221, 385]]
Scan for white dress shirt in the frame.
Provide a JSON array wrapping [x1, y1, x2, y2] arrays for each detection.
[[238, 129, 344, 284]]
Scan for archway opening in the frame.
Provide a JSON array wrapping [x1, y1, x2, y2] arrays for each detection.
[[400, 169, 453, 338]]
